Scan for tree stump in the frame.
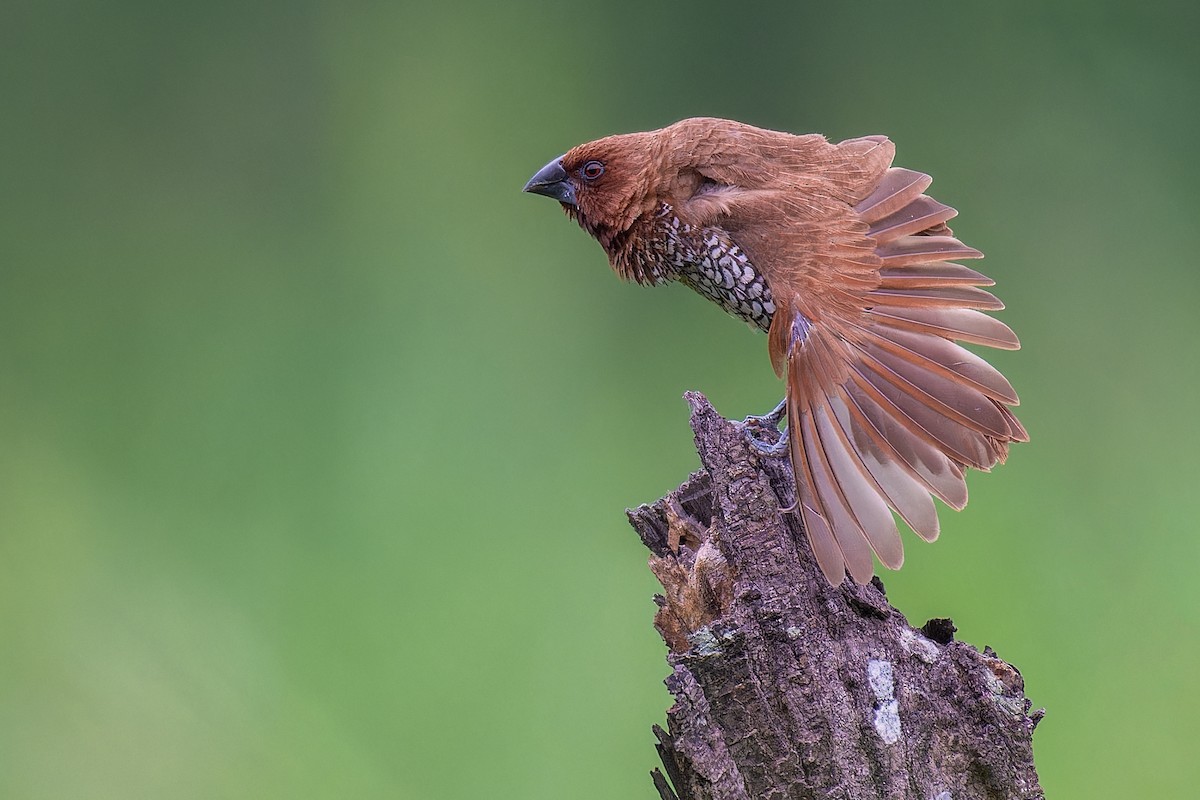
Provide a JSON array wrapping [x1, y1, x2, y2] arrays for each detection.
[[626, 392, 1044, 800]]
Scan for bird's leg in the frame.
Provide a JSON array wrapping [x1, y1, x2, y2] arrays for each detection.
[[742, 399, 800, 514], [741, 397, 789, 456]]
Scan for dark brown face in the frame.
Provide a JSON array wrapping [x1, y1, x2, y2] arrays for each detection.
[[523, 133, 656, 247], [559, 146, 615, 224]]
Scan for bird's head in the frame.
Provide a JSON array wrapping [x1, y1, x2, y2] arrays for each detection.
[[523, 130, 670, 251], [524, 118, 784, 255]]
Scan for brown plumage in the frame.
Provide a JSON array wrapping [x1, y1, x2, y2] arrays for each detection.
[[524, 117, 1026, 586]]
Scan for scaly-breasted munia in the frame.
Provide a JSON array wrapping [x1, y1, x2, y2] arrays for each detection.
[[524, 118, 1025, 586]]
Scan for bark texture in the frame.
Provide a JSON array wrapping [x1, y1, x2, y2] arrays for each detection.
[[627, 393, 1044, 800]]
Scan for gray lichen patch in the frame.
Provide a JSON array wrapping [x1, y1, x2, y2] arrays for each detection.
[[900, 627, 941, 663], [867, 658, 902, 744]]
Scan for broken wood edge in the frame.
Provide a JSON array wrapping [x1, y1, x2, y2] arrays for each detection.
[[625, 391, 1045, 800]]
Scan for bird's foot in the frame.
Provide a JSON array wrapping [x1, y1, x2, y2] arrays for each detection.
[[741, 398, 789, 457]]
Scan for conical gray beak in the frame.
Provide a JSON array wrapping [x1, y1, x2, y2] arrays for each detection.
[[523, 157, 576, 207]]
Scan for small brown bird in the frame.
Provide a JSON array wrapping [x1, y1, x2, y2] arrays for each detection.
[[524, 118, 1025, 585]]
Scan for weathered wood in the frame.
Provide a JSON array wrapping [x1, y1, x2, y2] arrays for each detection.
[[627, 392, 1044, 800]]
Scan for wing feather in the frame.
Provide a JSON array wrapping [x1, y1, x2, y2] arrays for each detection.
[[711, 134, 1024, 583], [797, 400, 875, 584], [827, 392, 940, 541], [867, 285, 1005, 311], [864, 323, 1019, 405], [878, 235, 983, 266], [878, 262, 994, 288], [849, 352, 997, 470], [856, 339, 1013, 439], [812, 399, 904, 569], [855, 168, 932, 222], [868, 195, 958, 243], [871, 307, 1021, 350], [788, 420, 847, 586], [843, 379, 968, 511]]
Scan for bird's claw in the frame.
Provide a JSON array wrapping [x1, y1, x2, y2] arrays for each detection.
[[741, 398, 789, 457], [744, 425, 789, 456]]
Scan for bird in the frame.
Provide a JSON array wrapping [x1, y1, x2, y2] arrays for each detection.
[[523, 117, 1025, 586]]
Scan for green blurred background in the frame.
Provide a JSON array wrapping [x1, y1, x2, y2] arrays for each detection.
[[2, 2, 1197, 797]]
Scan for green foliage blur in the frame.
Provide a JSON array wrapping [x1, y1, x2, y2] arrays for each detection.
[[2, 2, 1197, 797]]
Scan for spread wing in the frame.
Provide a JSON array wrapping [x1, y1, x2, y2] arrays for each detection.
[[694, 135, 1025, 585]]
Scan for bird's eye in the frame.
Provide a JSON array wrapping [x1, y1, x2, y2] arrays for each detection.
[[580, 160, 605, 181]]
